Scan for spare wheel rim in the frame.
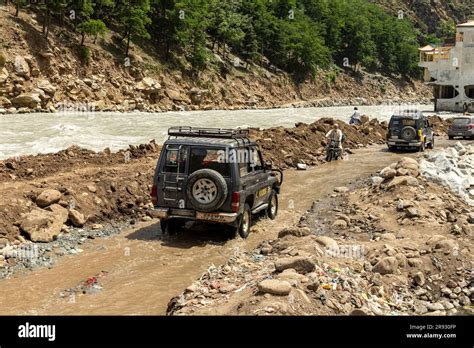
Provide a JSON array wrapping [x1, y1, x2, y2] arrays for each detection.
[[192, 178, 217, 203]]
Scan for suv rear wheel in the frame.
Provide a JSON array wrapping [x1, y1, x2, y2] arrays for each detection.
[[160, 219, 184, 235], [266, 190, 278, 220], [236, 204, 251, 239]]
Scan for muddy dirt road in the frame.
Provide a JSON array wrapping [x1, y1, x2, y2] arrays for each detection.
[[0, 138, 467, 315]]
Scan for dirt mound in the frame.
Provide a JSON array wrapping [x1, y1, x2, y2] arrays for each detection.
[[252, 117, 388, 168], [0, 141, 160, 182], [427, 115, 453, 135], [252, 116, 453, 169], [167, 157, 473, 316], [0, 141, 161, 245]]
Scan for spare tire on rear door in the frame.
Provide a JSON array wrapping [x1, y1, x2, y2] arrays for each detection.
[[186, 169, 228, 212], [401, 126, 417, 141]]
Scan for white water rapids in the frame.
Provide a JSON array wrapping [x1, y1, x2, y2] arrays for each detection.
[[0, 104, 461, 160]]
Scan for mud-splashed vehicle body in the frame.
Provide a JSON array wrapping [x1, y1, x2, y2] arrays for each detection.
[[151, 127, 283, 238]]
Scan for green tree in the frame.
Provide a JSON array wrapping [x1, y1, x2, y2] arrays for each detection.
[[117, 0, 152, 57], [78, 19, 108, 45], [13, 0, 26, 17], [174, 0, 210, 72]]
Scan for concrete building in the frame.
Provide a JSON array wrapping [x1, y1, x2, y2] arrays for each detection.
[[419, 20, 474, 112]]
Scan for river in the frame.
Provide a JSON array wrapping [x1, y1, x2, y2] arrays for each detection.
[[0, 104, 461, 160]]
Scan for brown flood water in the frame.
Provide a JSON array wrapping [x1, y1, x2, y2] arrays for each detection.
[[0, 139, 457, 315]]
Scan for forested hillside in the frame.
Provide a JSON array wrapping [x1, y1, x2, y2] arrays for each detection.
[[2, 0, 470, 113], [8, 0, 428, 76]]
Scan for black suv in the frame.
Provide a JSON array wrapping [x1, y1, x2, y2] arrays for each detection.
[[150, 127, 283, 238], [386, 111, 434, 152]]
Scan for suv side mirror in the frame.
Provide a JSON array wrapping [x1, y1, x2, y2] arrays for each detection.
[[265, 160, 273, 170]]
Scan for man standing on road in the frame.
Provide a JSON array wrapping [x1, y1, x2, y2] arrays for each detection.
[[350, 107, 361, 125], [326, 123, 344, 153]]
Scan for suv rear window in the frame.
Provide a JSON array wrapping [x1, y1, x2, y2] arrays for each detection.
[[189, 148, 231, 177], [163, 146, 188, 173], [389, 118, 419, 127], [453, 118, 470, 125]]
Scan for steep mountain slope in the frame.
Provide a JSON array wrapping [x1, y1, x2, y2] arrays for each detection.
[[0, 5, 430, 114], [371, 0, 473, 33]]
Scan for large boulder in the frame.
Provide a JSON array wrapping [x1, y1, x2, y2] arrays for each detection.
[[37, 80, 57, 96], [274, 256, 315, 274], [258, 279, 291, 296], [0, 96, 11, 107], [380, 166, 397, 179], [36, 189, 62, 208], [0, 51, 6, 67], [387, 175, 419, 189], [165, 89, 190, 103], [11, 93, 41, 108], [136, 77, 161, 94], [396, 157, 420, 177], [68, 208, 86, 227], [278, 227, 311, 238], [0, 67, 8, 83], [373, 256, 399, 275], [20, 208, 63, 242], [315, 236, 339, 250], [14, 56, 30, 78], [45, 204, 69, 224]]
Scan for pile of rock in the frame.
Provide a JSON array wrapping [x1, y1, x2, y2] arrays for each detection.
[[20, 189, 87, 243], [420, 142, 474, 205], [252, 117, 388, 169], [371, 156, 420, 189]]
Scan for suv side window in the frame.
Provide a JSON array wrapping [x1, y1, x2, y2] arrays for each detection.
[[239, 161, 250, 177], [250, 146, 263, 171], [163, 146, 187, 174]]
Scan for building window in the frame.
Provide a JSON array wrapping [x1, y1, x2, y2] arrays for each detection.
[[436, 85, 459, 99], [465, 85, 474, 99]]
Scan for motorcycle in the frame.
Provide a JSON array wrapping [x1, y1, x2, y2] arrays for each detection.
[[326, 139, 341, 162]]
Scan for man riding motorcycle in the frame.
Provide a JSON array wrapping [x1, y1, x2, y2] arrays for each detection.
[[326, 123, 344, 161]]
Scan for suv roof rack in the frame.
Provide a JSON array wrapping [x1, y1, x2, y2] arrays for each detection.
[[394, 110, 423, 118], [168, 126, 250, 139]]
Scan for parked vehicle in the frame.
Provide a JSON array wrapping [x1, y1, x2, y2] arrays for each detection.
[[448, 116, 474, 140], [150, 127, 283, 238], [386, 111, 435, 152]]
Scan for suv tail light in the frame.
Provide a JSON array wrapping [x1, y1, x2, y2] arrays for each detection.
[[150, 185, 158, 206], [232, 192, 240, 213], [468, 124, 474, 130]]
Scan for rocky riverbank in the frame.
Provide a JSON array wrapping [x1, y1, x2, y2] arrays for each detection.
[[167, 154, 473, 316]]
